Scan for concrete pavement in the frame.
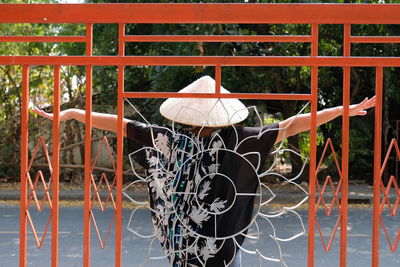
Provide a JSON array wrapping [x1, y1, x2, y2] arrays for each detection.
[[1, 204, 400, 267]]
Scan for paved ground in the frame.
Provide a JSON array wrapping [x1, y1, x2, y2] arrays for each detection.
[[1, 203, 399, 267]]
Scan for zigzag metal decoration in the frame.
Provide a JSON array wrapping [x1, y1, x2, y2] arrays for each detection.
[[90, 136, 117, 249], [379, 138, 400, 252], [25, 136, 53, 249], [315, 138, 343, 252]]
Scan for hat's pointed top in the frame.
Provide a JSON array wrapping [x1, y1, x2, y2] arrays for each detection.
[[159, 76, 249, 127]]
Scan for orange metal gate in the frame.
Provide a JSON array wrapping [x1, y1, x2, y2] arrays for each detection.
[[0, 3, 399, 267]]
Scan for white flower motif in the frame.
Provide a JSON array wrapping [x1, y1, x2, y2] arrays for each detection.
[[154, 132, 171, 158], [125, 105, 309, 266], [200, 238, 218, 261], [189, 206, 211, 227], [147, 156, 159, 167], [209, 198, 227, 213], [207, 163, 220, 174], [198, 180, 211, 200]]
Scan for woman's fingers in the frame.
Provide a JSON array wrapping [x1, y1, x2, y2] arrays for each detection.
[[366, 96, 376, 108], [32, 107, 73, 122], [32, 107, 54, 120], [349, 96, 376, 117]]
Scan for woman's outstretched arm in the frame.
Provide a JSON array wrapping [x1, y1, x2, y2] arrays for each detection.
[[275, 96, 376, 144], [33, 107, 130, 136]]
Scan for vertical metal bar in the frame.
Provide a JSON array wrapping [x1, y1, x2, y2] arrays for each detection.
[[84, 23, 93, 267], [19, 65, 29, 267], [51, 65, 61, 267], [340, 23, 351, 267], [341, 66, 350, 267], [343, 24, 351, 58], [215, 64, 221, 94], [372, 66, 383, 267], [308, 23, 318, 267], [116, 23, 125, 267]]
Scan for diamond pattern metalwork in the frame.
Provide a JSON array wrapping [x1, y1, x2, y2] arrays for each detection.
[[90, 137, 117, 249], [379, 138, 400, 252], [315, 138, 343, 252], [25, 136, 53, 249]]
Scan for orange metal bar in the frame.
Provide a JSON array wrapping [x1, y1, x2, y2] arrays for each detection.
[[3, 56, 400, 67], [307, 23, 318, 267], [51, 65, 61, 267], [215, 65, 221, 94], [124, 35, 312, 43], [340, 23, 351, 267], [83, 23, 93, 267], [341, 66, 350, 267], [123, 92, 312, 100], [372, 66, 383, 267], [2, 4, 400, 24], [19, 65, 29, 267], [350, 36, 400, 44], [116, 23, 125, 267], [344, 24, 351, 58], [0, 36, 86, 42]]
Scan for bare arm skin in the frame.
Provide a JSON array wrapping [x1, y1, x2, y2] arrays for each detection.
[[32, 107, 130, 137], [275, 96, 376, 144], [33, 95, 375, 142]]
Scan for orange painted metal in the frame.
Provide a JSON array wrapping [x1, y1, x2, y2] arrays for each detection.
[[26, 137, 53, 212], [350, 36, 400, 44], [215, 65, 221, 94], [25, 137, 53, 249], [123, 92, 312, 101], [124, 35, 312, 43], [52, 65, 61, 267], [3, 3, 399, 267], [19, 65, 29, 267], [89, 137, 117, 249], [2, 4, 400, 24], [3, 56, 400, 67], [83, 22, 93, 267], [341, 65, 350, 267], [116, 23, 125, 267], [340, 23, 351, 267], [315, 139, 343, 252], [0, 36, 86, 43], [379, 139, 400, 252], [307, 23, 319, 267], [372, 66, 383, 267]]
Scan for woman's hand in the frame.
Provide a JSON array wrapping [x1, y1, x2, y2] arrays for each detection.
[[276, 95, 376, 143], [32, 107, 74, 121], [349, 96, 376, 116]]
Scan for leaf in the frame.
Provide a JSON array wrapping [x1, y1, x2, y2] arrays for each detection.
[[210, 198, 227, 213], [198, 180, 211, 200], [189, 207, 210, 227]]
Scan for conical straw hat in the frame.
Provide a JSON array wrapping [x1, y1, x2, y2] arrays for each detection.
[[159, 76, 249, 127]]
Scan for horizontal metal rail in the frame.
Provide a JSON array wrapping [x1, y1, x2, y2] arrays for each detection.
[[1, 3, 400, 24], [0, 36, 86, 42], [123, 35, 312, 43], [2, 56, 400, 66], [122, 92, 312, 100]]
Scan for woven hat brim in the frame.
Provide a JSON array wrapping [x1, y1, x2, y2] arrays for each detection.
[[160, 97, 249, 127], [159, 76, 249, 127]]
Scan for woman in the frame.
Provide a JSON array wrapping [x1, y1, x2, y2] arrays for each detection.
[[34, 76, 375, 266]]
